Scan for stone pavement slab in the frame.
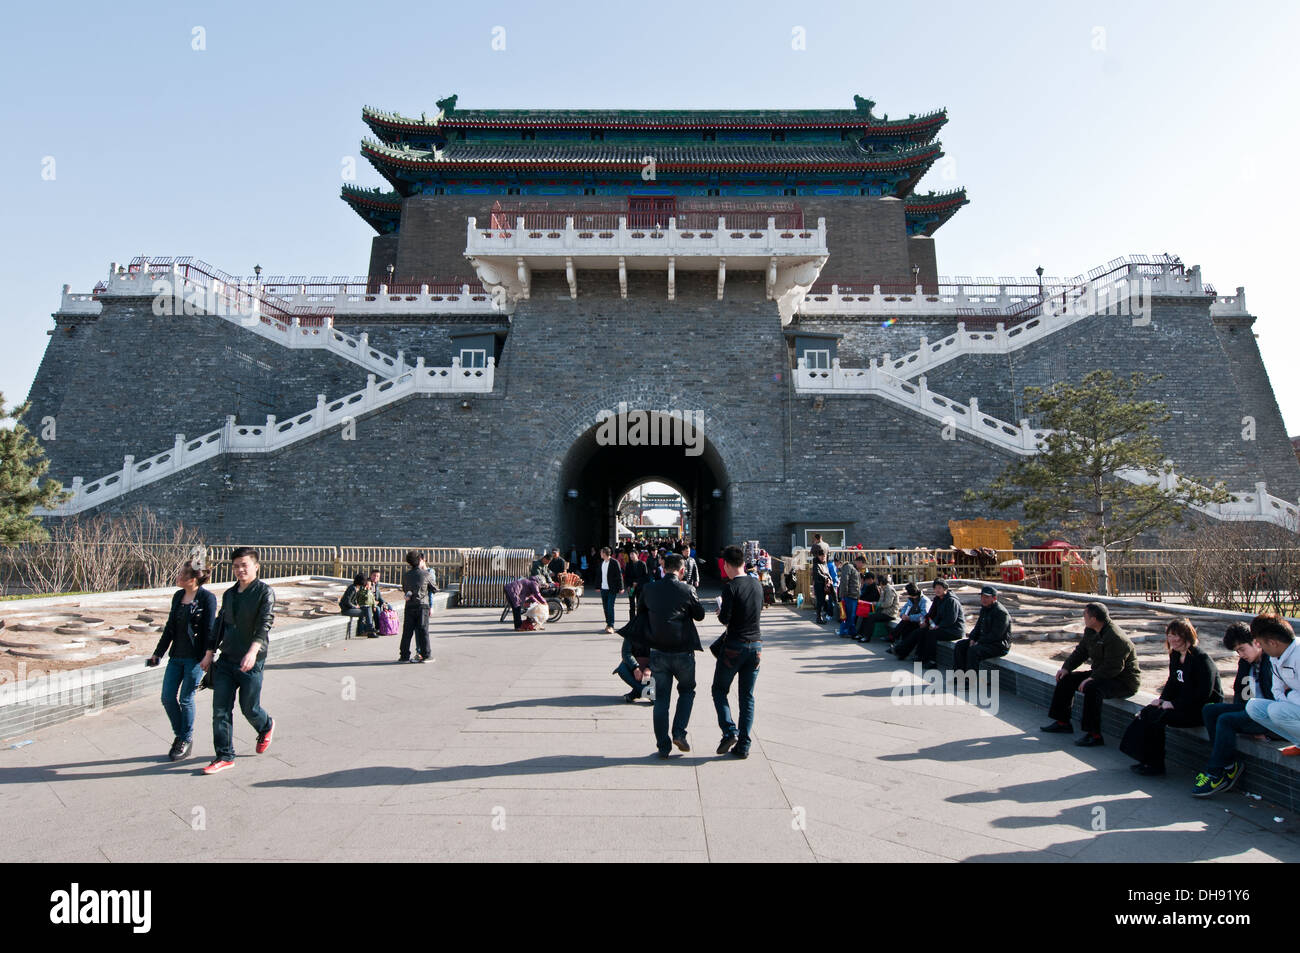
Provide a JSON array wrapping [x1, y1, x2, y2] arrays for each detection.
[[0, 592, 1297, 862]]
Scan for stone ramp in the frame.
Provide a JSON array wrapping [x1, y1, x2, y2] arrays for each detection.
[[0, 591, 1296, 862]]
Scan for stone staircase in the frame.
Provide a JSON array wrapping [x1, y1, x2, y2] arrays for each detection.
[[37, 360, 495, 517], [793, 359, 1300, 531]]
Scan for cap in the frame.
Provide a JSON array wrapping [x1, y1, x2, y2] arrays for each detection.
[[981, 585, 999, 597]]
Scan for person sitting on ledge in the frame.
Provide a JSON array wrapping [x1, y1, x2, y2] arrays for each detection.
[[952, 585, 1011, 673], [888, 582, 929, 651], [893, 578, 963, 667], [1120, 618, 1222, 776], [856, 571, 898, 643], [1192, 621, 1277, 797], [1041, 602, 1140, 747], [1243, 613, 1300, 758]]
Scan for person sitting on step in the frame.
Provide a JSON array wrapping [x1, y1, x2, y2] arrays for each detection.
[[1040, 602, 1140, 748]]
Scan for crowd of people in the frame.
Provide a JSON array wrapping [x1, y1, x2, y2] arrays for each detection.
[[145, 535, 1300, 794], [805, 526, 1300, 796]]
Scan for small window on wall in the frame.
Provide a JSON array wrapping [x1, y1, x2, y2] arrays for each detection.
[[805, 529, 845, 549], [804, 349, 830, 369], [459, 348, 487, 368], [507, 187, 521, 195]]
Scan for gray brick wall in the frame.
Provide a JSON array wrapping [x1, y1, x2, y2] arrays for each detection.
[[34, 269, 1298, 556], [1214, 314, 1300, 499], [919, 298, 1270, 492], [41, 297, 376, 485]]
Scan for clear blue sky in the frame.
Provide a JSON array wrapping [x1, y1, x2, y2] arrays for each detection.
[[3, 0, 1297, 452]]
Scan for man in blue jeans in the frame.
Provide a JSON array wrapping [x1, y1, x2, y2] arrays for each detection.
[[202, 547, 276, 775], [1192, 622, 1275, 797], [640, 553, 705, 758], [598, 546, 624, 634], [712, 544, 763, 758]]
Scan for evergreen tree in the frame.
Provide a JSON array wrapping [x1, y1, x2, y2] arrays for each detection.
[[968, 371, 1230, 593], [0, 395, 70, 542]]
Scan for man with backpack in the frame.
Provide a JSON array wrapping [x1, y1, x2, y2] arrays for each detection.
[[641, 553, 706, 758]]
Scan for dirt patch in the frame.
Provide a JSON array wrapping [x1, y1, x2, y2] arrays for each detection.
[[0, 578, 371, 679]]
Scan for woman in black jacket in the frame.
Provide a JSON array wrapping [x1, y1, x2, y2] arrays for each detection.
[[149, 561, 218, 762], [1122, 618, 1223, 775]]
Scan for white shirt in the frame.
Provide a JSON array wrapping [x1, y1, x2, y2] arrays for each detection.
[[601, 558, 612, 591], [1270, 640, 1300, 707]]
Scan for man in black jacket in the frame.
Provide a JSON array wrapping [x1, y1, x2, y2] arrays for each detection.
[[641, 553, 706, 758], [712, 544, 763, 758], [202, 547, 276, 775], [597, 546, 624, 634], [952, 585, 1011, 672], [625, 552, 650, 619], [895, 579, 964, 669]]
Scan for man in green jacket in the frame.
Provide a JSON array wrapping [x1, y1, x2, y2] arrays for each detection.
[[1041, 602, 1140, 747]]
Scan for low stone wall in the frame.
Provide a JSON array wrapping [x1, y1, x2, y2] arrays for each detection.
[[0, 577, 453, 743], [937, 580, 1300, 811]]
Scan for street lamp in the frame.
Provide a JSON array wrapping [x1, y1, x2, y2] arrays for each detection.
[[1035, 265, 1044, 298]]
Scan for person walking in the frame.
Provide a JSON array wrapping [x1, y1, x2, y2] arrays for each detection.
[[641, 553, 706, 758], [625, 549, 649, 620], [598, 546, 624, 634], [400, 550, 438, 663], [202, 547, 276, 775], [712, 544, 763, 758], [149, 560, 217, 762]]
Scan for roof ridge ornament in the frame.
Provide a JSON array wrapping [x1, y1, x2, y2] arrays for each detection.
[[853, 95, 883, 121], [436, 94, 458, 118]]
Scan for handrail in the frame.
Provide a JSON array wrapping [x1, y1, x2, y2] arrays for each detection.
[[37, 359, 496, 516]]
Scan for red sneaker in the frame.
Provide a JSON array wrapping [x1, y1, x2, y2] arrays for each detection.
[[203, 759, 234, 775], [256, 720, 274, 754], [1281, 745, 1300, 757]]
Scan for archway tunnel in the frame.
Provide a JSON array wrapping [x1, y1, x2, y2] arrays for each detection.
[[556, 413, 730, 577]]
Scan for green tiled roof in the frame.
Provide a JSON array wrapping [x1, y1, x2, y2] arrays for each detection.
[[361, 138, 941, 172], [361, 95, 946, 140]]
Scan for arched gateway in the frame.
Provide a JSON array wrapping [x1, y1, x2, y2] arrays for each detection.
[[556, 408, 730, 561]]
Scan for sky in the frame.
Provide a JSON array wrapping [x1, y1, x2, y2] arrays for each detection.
[[2, 0, 1297, 455]]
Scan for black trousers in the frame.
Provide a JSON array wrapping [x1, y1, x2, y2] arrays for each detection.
[[856, 611, 895, 640], [628, 584, 641, 619], [1120, 705, 1202, 769], [895, 626, 957, 665], [890, 619, 921, 647], [401, 603, 431, 659], [953, 639, 1008, 672], [813, 576, 830, 619], [1048, 670, 1133, 734]]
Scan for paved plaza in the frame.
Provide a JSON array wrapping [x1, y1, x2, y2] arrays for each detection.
[[2, 592, 1297, 863]]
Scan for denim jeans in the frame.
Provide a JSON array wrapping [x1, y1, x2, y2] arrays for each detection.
[[712, 641, 761, 751], [211, 653, 272, 761], [614, 659, 644, 695], [1245, 698, 1300, 747], [1203, 702, 1266, 772], [161, 657, 204, 743], [601, 589, 618, 627], [838, 599, 857, 635], [650, 649, 696, 753]]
